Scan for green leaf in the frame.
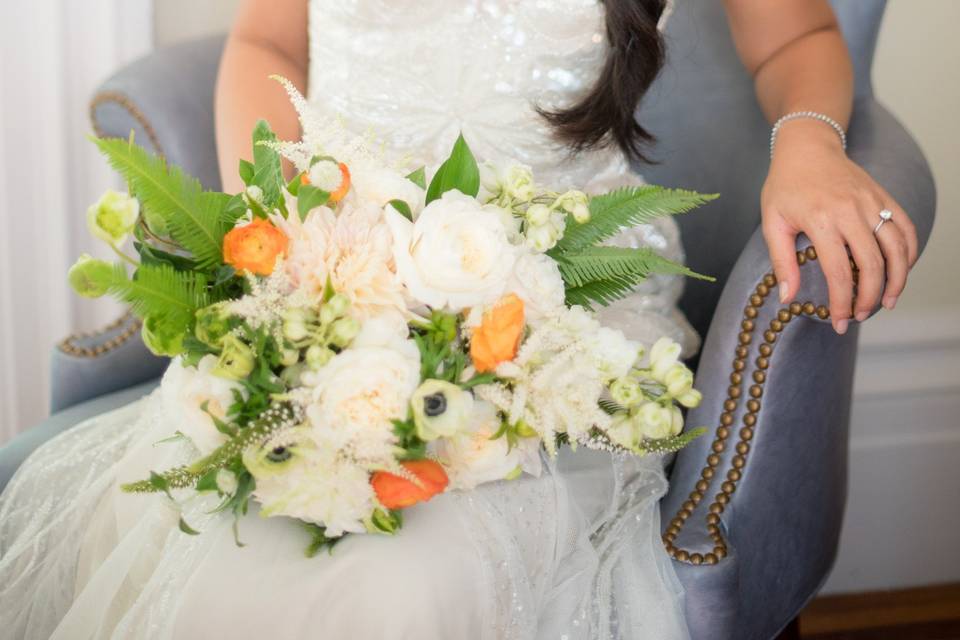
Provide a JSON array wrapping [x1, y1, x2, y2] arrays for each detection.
[[406, 166, 426, 189], [553, 186, 718, 253], [563, 275, 642, 310], [238, 159, 255, 186], [297, 184, 330, 220], [425, 134, 479, 204], [251, 120, 284, 207], [178, 516, 201, 536], [642, 426, 708, 454], [195, 468, 220, 492], [153, 430, 188, 446], [134, 241, 198, 272], [286, 172, 305, 196], [93, 136, 228, 268], [388, 199, 413, 221], [107, 262, 209, 332], [555, 246, 712, 289]]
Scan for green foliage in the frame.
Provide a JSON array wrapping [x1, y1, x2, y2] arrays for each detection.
[[107, 262, 209, 335], [555, 246, 710, 288], [406, 166, 426, 190], [388, 199, 413, 221], [304, 523, 344, 557], [553, 186, 718, 253], [93, 136, 229, 268], [642, 426, 707, 454], [297, 184, 330, 220], [251, 120, 285, 207], [563, 275, 641, 310], [425, 134, 479, 204]]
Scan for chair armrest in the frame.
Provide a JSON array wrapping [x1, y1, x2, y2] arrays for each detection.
[[51, 313, 167, 413], [90, 35, 226, 190], [661, 95, 936, 640]]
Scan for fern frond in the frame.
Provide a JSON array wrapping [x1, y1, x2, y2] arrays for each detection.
[[93, 137, 227, 268], [554, 186, 717, 253], [564, 274, 641, 310], [555, 246, 712, 288], [642, 427, 707, 454], [108, 263, 208, 329]]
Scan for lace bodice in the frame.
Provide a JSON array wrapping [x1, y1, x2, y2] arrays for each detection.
[[308, 0, 628, 190]]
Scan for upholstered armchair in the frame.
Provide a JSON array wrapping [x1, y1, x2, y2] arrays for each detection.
[[0, 1, 936, 638]]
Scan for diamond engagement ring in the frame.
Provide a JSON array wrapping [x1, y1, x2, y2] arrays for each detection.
[[873, 209, 893, 234]]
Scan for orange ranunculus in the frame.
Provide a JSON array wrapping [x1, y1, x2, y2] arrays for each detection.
[[371, 460, 449, 510], [222, 218, 288, 276], [300, 162, 351, 203], [470, 294, 525, 373]]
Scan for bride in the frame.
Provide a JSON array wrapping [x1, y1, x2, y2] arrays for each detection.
[[0, 0, 918, 638]]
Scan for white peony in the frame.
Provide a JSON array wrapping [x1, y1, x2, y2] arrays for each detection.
[[301, 318, 421, 466], [160, 355, 246, 455], [429, 400, 542, 490], [386, 190, 517, 312], [349, 165, 425, 214], [507, 251, 566, 324]]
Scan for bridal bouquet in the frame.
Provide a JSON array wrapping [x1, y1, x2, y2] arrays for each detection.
[[70, 78, 714, 553]]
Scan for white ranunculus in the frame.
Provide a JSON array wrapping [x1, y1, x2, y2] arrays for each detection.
[[160, 355, 246, 455], [350, 166, 425, 214], [429, 400, 542, 490], [635, 402, 674, 440], [386, 190, 517, 312], [507, 251, 566, 323], [302, 325, 421, 465], [585, 326, 640, 381]]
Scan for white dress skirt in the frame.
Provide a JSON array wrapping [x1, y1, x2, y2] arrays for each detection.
[[0, 1, 699, 637]]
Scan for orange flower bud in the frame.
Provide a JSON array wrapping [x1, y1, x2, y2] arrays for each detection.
[[370, 460, 449, 510], [470, 294, 525, 373], [223, 218, 288, 276]]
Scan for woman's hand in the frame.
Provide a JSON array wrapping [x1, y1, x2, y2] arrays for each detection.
[[761, 119, 919, 334]]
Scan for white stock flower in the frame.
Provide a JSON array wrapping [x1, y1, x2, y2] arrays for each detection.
[[386, 190, 517, 312], [160, 355, 246, 455], [507, 251, 566, 323], [429, 400, 542, 490], [301, 320, 420, 466]]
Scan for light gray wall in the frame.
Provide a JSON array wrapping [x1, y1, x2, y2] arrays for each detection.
[[153, 0, 960, 594]]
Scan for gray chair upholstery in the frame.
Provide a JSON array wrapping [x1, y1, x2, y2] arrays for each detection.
[[0, 1, 937, 638]]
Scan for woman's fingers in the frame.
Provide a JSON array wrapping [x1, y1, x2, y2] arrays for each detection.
[[808, 229, 855, 334], [761, 213, 801, 303], [873, 185, 919, 266], [841, 215, 886, 322], [874, 218, 911, 310]]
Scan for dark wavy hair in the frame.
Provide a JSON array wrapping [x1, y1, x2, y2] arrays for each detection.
[[539, 0, 667, 163]]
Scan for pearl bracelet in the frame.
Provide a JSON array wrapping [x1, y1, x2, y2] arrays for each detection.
[[769, 111, 847, 159]]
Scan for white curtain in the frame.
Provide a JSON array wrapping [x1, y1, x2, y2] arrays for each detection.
[[0, 0, 153, 443]]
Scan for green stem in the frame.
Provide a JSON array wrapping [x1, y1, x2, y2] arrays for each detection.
[[110, 242, 139, 266]]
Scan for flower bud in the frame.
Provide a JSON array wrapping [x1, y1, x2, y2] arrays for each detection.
[[635, 402, 673, 440], [411, 379, 474, 441], [610, 376, 644, 407], [211, 334, 256, 380], [306, 344, 334, 370], [571, 202, 590, 224], [216, 468, 239, 495], [282, 307, 314, 342], [329, 317, 361, 348], [141, 314, 185, 357], [677, 388, 702, 409], [143, 208, 169, 237], [86, 189, 139, 246], [195, 302, 234, 348], [525, 203, 551, 226], [663, 363, 694, 397], [502, 163, 535, 202], [68, 254, 114, 298], [280, 347, 300, 367], [367, 508, 402, 535], [244, 185, 264, 204], [669, 405, 684, 436], [649, 337, 682, 381], [607, 412, 639, 450], [325, 293, 351, 318], [524, 223, 558, 253], [280, 363, 307, 387]]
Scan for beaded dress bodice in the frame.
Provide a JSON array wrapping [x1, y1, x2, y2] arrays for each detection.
[[307, 0, 628, 190]]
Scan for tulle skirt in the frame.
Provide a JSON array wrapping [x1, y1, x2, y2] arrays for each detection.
[[0, 389, 689, 639]]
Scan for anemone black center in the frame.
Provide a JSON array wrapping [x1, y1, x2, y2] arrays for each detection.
[[423, 392, 447, 417], [267, 446, 292, 462]]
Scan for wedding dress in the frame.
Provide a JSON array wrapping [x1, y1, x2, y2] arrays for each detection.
[[0, 1, 697, 638]]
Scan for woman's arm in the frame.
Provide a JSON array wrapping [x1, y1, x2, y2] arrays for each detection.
[[215, 0, 308, 195], [724, 0, 918, 334]]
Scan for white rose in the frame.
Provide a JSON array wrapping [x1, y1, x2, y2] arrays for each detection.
[[386, 190, 517, 312], [429, 400, 542, 490], [635, 402, 674, 440], [585, 326, 640, 381], [507, 251, 566, 323], [160, 355, 246, 455], [302, 328, 421, 464], [350, 166, 425, 214]]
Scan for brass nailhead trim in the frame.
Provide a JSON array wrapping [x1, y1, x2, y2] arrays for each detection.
[[89, 91, 165, 155], [663, 249, 834, 566], [58, 311, 141, 358]]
